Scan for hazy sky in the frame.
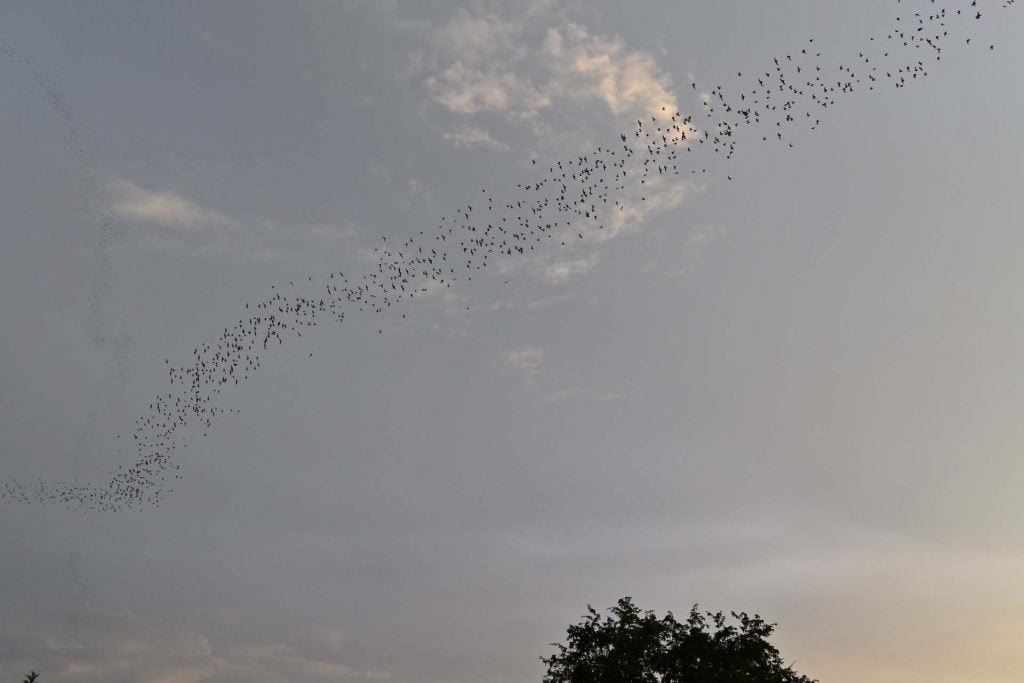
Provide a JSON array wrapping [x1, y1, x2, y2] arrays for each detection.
[[2, 2, 1023, 681]]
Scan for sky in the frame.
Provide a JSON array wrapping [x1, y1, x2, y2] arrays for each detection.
[[1, 1, 1023, 681]]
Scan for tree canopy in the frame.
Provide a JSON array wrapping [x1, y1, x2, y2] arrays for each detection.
[[541, 597, 817, 683]]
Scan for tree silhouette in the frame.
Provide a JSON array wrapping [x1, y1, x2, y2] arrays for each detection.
[[542, 597, 816, 683], [23, 673, 39, 683]]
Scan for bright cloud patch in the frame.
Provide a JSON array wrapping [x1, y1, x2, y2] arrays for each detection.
[[605, 179, 702, 241], [443, 125, 510, 151], [414, 6, 684, 133], [107, 177, 365, 266], [108, 177, 235, 232], [544, 24, 677, 118], [542, 254, 599, 283]]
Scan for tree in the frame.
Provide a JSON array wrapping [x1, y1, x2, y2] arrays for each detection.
[[541, 597, 817, 683], [23, 673, 40, 683]]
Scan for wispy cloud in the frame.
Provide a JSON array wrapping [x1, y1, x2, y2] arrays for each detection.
[[543, 23, 678, 118], [0, 606, 389, 683], [443, 125, 510, 151], [108, 177, 236, 232], [484, 176, 701, 290], [107, 176, 362, 267], [604, 178, 703, 241], [541, 253, 599, 283], [502, 347, 545, 383], [426, 64, 550, 116], [408, 4, 687, 144]]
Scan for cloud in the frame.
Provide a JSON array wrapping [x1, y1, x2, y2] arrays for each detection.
[[429, 7, 525, 63], [0, 606, 388, 683], [107, 176, 259, 261], [426, 62, 549, 116], [404, 3, 707, 288], [502, 347, 545, 383], [605, 179, 701, 241], [391, 3, 704, 268], [411, 5, 686, 138], [106, 176, 364, 267], [541, 253, 599, 283], [443, 125, 510, 151], [108, 178, 236, 232], [543, 23, 678, 118]]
